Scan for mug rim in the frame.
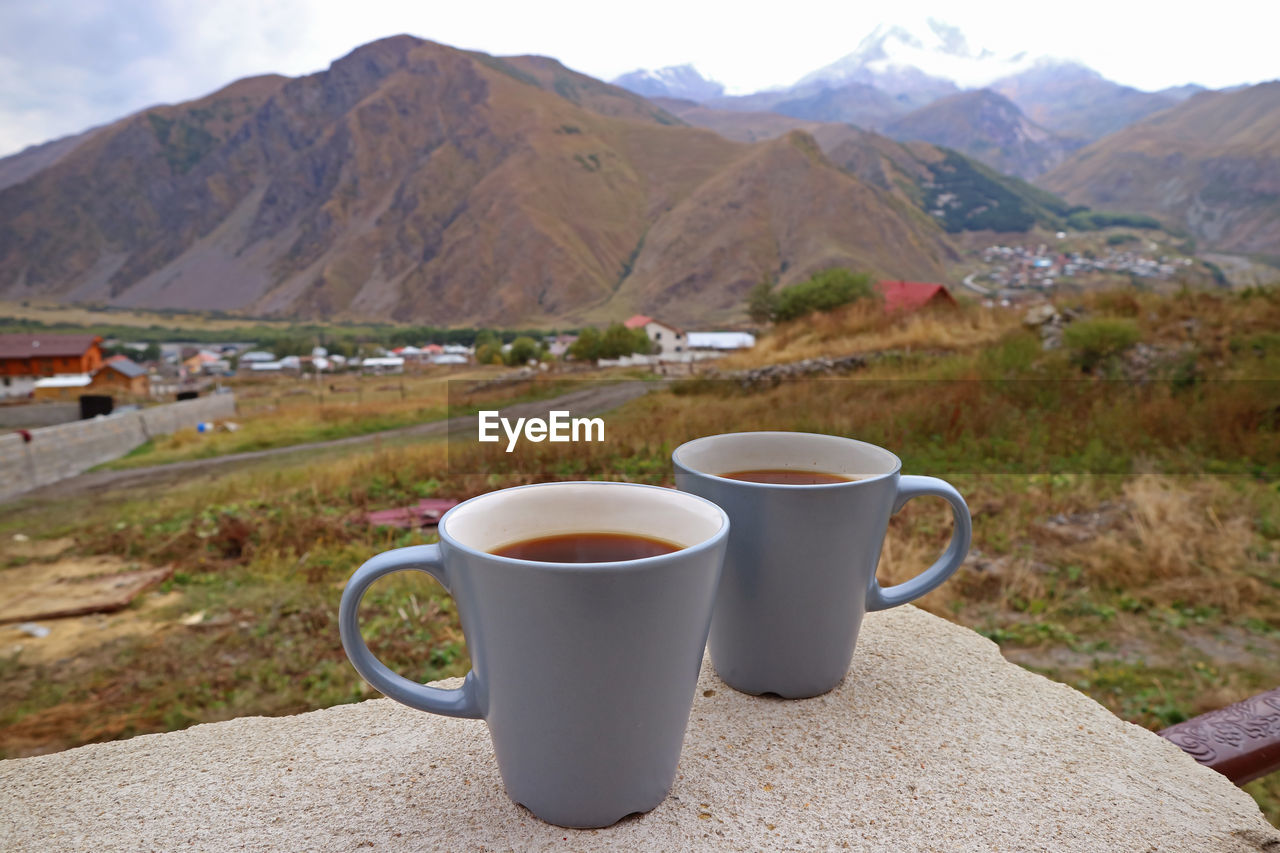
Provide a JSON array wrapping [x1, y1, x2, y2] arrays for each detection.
[[436, 480, 730, 571], [672, 430, 903, 488]]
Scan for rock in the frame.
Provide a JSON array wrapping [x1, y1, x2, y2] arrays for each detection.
[[1022, 303, 1059, 327], [706, 349, 951, 389], [18, 622, 50, 638]]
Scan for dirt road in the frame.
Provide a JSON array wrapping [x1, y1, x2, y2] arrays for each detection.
[[8, 380, 657, 504]]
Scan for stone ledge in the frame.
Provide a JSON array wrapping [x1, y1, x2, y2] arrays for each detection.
[[1, 606, 1275, 851]]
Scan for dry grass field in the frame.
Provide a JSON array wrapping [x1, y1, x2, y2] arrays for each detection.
[[0, 299, 295, 332]]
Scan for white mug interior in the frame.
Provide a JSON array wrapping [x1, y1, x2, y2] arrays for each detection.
[[444, 482, 725, 555], [675, 431, 900, 482]]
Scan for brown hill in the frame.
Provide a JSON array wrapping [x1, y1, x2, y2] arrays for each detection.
[[0, 36, 955, 326], [884, 89, 1080, 179], [0, 127, 103, 193], [1039, 82, 1280, 254], [586, 100, 1083, 239], [771, 82, 905, 130], [613, 131, 955, 325], [650, 97, 821, 143]]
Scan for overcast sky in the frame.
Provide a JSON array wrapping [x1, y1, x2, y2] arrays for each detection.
[[2, 0, 1277, 157]]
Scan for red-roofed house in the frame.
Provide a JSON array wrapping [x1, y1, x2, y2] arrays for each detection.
[[623, 315, 686, 356], [875, 281, 957, 313]]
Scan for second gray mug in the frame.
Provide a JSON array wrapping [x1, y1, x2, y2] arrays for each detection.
[[673, 431, 971, 698]]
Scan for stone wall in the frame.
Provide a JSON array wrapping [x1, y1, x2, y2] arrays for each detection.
[[0, 393, 235, 502], [0, 401, 79, 428]]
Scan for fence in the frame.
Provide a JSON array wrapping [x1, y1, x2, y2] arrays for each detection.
[[0, 393, 236, 502]]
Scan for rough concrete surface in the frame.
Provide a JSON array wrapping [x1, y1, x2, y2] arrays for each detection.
[[1, 606, 1275, 852]]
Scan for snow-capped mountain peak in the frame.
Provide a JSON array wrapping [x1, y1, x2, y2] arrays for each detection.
[[611, 64, 725, 102], [799, 18, 1040, 92]]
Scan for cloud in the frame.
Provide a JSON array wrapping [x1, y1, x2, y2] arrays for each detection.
[[1, 0, 1276, 157]]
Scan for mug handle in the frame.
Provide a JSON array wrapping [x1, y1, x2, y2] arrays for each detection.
[[866, 475, 972, 612], [339, 544, 483, 719]]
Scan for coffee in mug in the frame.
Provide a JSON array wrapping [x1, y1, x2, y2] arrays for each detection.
[[720, 469, 855, 485], [491, 532, 680, 562]]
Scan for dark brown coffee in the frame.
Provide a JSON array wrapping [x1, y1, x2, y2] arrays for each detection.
[[720, 468, 854, 485], [492, 532, 681, 563]]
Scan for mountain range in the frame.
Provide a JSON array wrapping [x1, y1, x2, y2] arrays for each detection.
[[0, 37, 954, 326], [0, 26, 1273, 326], [612, 20, 1212, 179]]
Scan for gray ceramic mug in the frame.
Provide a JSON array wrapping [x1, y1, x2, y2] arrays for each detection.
[[339, 481, 729, 829], [673, 431, 971, 699]]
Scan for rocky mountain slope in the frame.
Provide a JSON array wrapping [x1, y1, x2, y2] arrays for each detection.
[[0, 36, 954, 326], [991, 60, 1177, 142], [659, 101, 1085, 235], [884, 89, 1081, 179], [1039, 82, 1280, 254]]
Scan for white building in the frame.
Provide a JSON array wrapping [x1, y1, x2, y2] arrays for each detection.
[[360, 356, 405, 374], [687, 331, 756, 351], [624, 314, 686, 356]]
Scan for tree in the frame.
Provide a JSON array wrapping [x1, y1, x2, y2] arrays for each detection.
[[746, 279, 779, 324], [266, 334, 312, 357], [568, 327, 601, 361], [505, 336, 542, 366]]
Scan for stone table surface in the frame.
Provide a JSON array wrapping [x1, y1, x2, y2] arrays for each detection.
[[1, 606, 1276, 852]]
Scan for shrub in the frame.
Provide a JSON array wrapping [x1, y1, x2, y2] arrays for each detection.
[[598, 323, 652, 359], [1063, 318, 1140, 371], [474, 342, 503, 365], [774, 269, 875, 322], [567, 324, 650, 361]]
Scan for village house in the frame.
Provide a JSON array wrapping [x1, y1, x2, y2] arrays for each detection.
[[624, 315, 686, 356], [875, 281, 958, 313], [0, 333, 104, 399], [89, 357, 151, 397]]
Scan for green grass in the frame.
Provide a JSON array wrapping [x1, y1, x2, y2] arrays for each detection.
[[99, 405, 449, 470]]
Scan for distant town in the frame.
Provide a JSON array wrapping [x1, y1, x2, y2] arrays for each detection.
[[0, 315, 761, 407], [966, 240, 1197, 299]]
